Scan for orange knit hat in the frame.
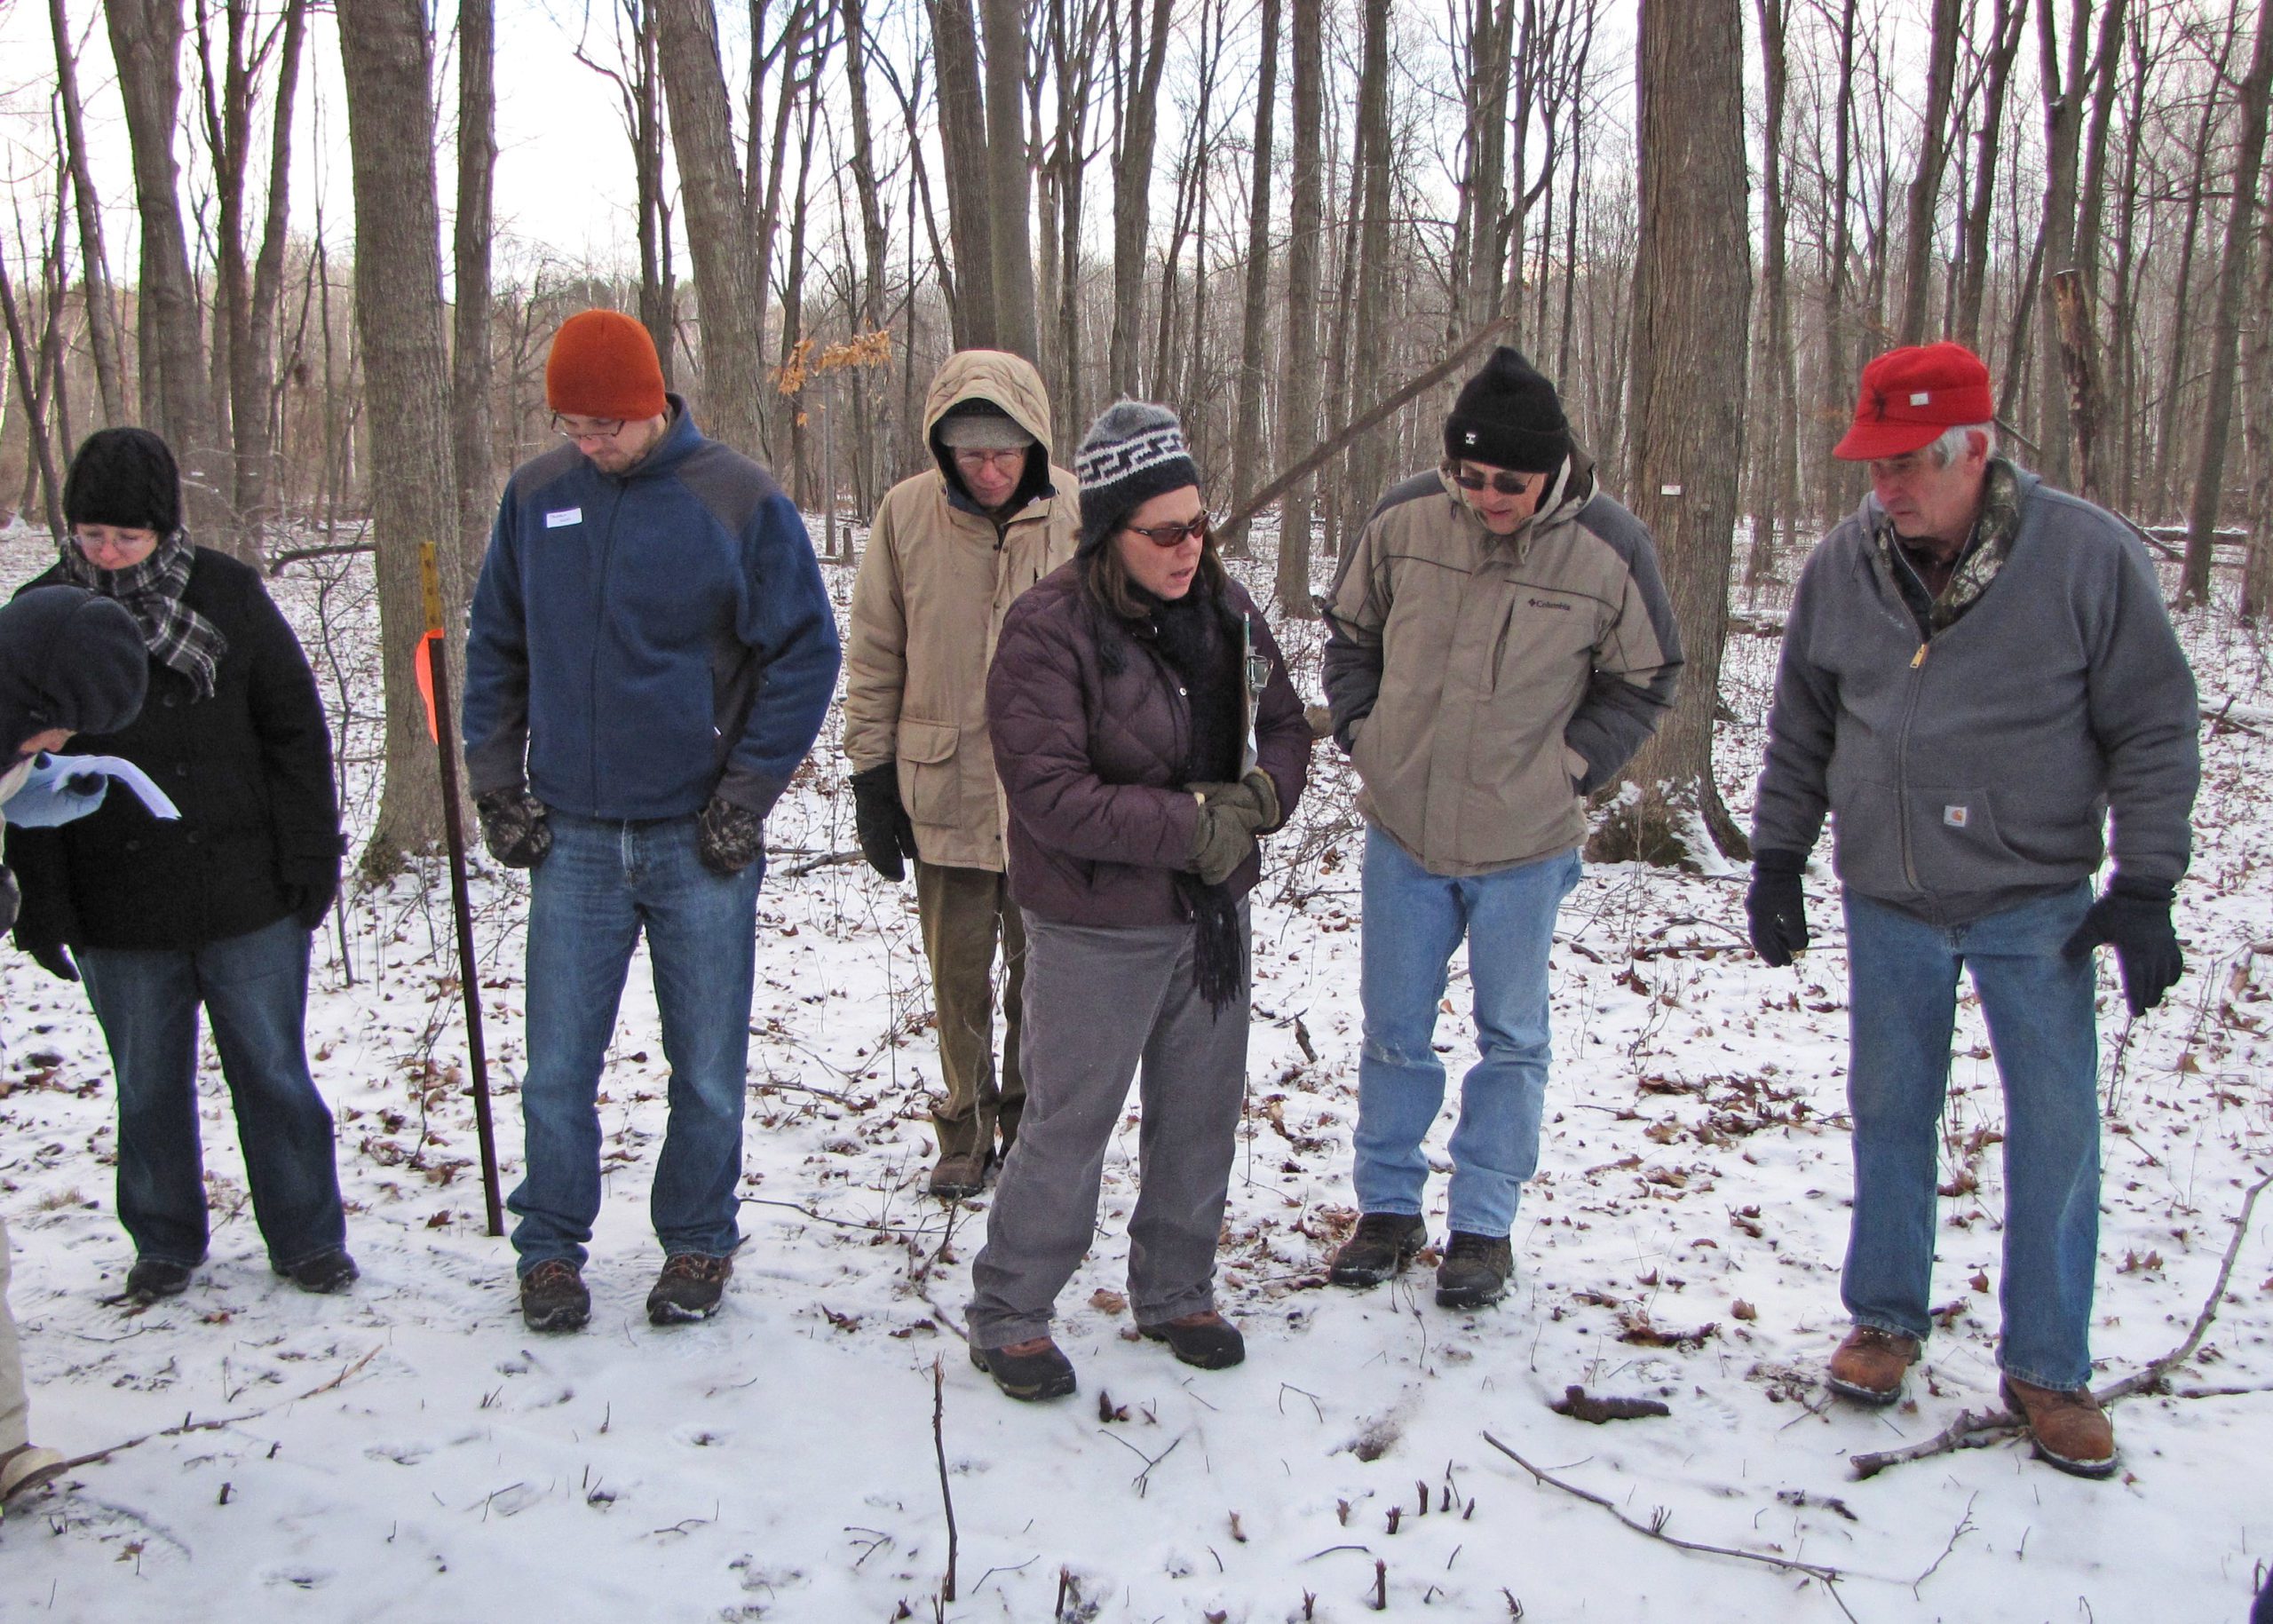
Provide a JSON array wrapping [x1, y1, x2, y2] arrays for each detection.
[[545, 310, 668, 421]]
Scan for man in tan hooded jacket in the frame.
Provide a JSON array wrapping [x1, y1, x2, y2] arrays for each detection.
[[844, 352, 1078, 1197]]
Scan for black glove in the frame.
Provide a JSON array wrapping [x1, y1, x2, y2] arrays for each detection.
[[850, 762, 919, 882], [2063, 875, 2182, 1016], [288, 868, 341, 931], [476, 789, 551, 869], [18, 935, 77, 982], [1746, 848, 1810, 967], [0, 864, 15, 934], [697, 795, 765, 876]]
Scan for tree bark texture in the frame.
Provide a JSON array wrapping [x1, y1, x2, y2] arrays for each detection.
[[1894, 0, 1961, 345], [49, 0, 126, 426], [1596, 0, 1751, 865], [1106, 0, 1172, 395], [980, 0, 1039, 358], [454, 0, 496, 595], [931, 0, 996, 349], [335, 0, 465, 870], [1222, 0, 1279, 558], [1273, 0, 1324, 620]]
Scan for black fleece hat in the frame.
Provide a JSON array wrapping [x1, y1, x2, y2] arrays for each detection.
[[0, 587, 149, 757], [1073, 400, 1202, 556], [62, 426, 182, 535], [1443, 346, 1571, 473]]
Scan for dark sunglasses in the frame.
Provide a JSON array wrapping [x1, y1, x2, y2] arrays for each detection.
[[1122, 514, 1211, 548], [1442, 460, 1534, 496]]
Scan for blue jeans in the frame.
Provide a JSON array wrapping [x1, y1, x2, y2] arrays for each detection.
[[1352, 826, 1580, 1237], [1841, 883, 2101, 1390], [511, 812, 763, 1274], [78, 914, 346, 1271]]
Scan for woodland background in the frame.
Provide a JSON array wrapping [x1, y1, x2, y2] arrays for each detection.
[[1, 0, 2270, 869]]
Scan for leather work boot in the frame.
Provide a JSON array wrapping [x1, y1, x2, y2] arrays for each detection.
[[1139, 1311, 1246, 1370], [122, 1257, 196, 1305], [1435, 1232, 1514, 1310], [928, 1147, 992, 1200], [1327, 1213, 1429, 1287], [519, 1259, 590, 1333], [970, 1336, 1077, 1401], [1826, 1326, 1921, 1405], [647, 1253, 733, 1325], [2001, 1376, 2118, 1479]]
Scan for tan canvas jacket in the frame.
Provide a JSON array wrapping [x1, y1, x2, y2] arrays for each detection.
[[842, 351, 1079, 870], [1322, 457, 1683, 875]]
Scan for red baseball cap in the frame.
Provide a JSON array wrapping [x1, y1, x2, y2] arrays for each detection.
[[1833, 342, 1994, 460]]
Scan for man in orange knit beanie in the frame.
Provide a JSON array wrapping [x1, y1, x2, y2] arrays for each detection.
[[464, 309, 841, 1334]]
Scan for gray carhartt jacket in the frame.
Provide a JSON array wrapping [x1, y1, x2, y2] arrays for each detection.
[[1752, 469, 2198, 922]]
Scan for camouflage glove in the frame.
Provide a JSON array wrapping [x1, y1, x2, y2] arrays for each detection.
[[697, 795, 765, 876], [476, 789, 551, 869]]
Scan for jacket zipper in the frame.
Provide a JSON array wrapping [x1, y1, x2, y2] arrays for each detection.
[[1888, 546, 1933, 890]]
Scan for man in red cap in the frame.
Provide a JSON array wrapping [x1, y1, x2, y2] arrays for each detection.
[[463, 310, 841, 1333], [1748, 341, 2198, 1478]]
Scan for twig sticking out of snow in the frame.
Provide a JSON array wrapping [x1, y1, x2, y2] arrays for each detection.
[[931, 1357, 958, 1603], [1481, 1430, 1860, 1622], [1849, 1165, 2272, 1480]]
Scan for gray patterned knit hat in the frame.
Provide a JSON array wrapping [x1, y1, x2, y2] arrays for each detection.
[[1074, 400, 1201, 556]]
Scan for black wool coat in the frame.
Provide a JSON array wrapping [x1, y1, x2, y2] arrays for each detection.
[[5, 548, 344, 952]]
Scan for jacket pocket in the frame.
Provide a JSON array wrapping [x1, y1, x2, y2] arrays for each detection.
[[1904, 784, 2029, 892], [1826, 777, 1909, 896], [898, 718, 962, 825]]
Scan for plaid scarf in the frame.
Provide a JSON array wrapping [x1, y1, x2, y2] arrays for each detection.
[[59, 531, 227, 701]]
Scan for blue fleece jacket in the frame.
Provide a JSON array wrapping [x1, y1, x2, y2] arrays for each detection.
[[463, 400, 841, 822]]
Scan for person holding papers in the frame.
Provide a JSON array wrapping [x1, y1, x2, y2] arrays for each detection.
[[5, 428, 356, 1307]]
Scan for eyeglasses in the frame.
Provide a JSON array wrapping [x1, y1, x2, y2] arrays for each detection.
[[1442, 461, 1534, 496], [1121, 515, 1211, 548], [552, 413, 626, 443], [951, 447, 1027, 473]]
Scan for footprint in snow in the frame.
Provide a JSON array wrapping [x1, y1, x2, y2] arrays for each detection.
[[259, 1565, 335, 1590]]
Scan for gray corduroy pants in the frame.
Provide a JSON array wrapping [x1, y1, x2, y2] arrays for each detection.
[[966, 907, 1249, 1348]]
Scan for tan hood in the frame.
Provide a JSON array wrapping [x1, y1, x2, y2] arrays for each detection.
[[923, 349, 1054, 451]]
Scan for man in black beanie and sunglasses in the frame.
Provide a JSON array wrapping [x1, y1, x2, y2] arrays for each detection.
[[1320, 346, 1682, 1310]]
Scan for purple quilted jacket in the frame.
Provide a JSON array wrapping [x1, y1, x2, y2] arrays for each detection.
[[986, 563, 1311, 926]]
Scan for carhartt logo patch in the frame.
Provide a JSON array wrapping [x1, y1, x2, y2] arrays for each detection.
[[544, 507, 582, 528], [1943, 804, 1969, 828]]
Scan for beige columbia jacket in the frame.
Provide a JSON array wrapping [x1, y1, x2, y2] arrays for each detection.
[[842, 352, 1079, 870], [1322, 456, 1683, 875]]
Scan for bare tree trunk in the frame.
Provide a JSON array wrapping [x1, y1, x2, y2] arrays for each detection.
[[2151, 14, 2236, 519], [2180, 0, 2272, 606], [2241, 183, 2273, 621], [1895, 0, 1962, 344], [2050, 268, 2110, 506], [2034, 0, 2095, 487], [931, 0, 995, 348], [49, 0, 126, 425], [655, 0, 767, 453], [1745, 0, 1794, 591], [980, 0, 1039, 357], [1817, 0, 1859, 527], [105, 0, 222, 532], [335, 0, 464, 869], [1222, 0, 1279, 558], [1956, 0, 2027, 349], [453, 0, 495, 594], [1273, 0, 1324, 619], [1594, 0, 1751, 865], [1342, 0, 1393, 523], [0, 250, 65, 538], [1106, 0, 1172, 395]]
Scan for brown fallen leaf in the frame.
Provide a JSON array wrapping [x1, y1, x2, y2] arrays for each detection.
[[1730, 1299, 1757, 1321], [1968, 1269, 1991, 1294], [1089, 1287, 1128, 1315], [1550, 1384, 1671, 1423], [1615, 1309, 1718, 1351]]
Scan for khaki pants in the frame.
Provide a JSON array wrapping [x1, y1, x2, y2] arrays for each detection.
[[1, 1216, 28, 1454], [916, 861, 1026, 1161]]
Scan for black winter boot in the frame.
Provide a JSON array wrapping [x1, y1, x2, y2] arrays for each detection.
[[1327, 1212, 1428, 1287], [1139, 1311, 1245, 1369], [1435, 1232, 1513, 1309], [970, 1337, 1077, 1400]]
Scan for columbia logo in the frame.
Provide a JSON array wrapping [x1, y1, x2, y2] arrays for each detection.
[[1528, 597, 1572, 612]]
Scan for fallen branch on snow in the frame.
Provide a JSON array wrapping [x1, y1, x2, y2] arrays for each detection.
[[1849, 1165, 2271, 1480], [51, 1343, 384, 1475], [1481, 1430, 1859, 1620]]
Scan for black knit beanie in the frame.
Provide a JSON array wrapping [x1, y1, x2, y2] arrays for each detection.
[[1443, 346, 1571, 473], [1074, 400, 1202, 556], [62, 426, 182, 535], [0, 587, 149, 756]]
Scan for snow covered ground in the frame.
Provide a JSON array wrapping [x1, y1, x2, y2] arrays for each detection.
[[1, 520, 2268, 1623]]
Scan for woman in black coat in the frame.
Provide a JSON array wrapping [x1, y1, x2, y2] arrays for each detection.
[[6, 428, 356, 1303]]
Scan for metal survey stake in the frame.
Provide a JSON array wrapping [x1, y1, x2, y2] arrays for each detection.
[[419, 543, 504, 1236]]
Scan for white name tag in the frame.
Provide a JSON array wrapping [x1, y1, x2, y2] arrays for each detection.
[[544, 507, 582, 528]]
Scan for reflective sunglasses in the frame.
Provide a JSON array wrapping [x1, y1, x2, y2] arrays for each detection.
[[1442, 460, 1534, 496], [1122, 514, 1211, 548]]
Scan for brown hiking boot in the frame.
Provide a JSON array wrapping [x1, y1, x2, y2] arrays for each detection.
[[2001, 1376, 2118, 1478], [928, 1146, 992, 1200], [646, 1253, 733, 1325], [1826, 1325, 1920, 1405]]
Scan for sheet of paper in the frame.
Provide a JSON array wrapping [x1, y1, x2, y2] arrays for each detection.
[[51, 753, 183, 820]]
